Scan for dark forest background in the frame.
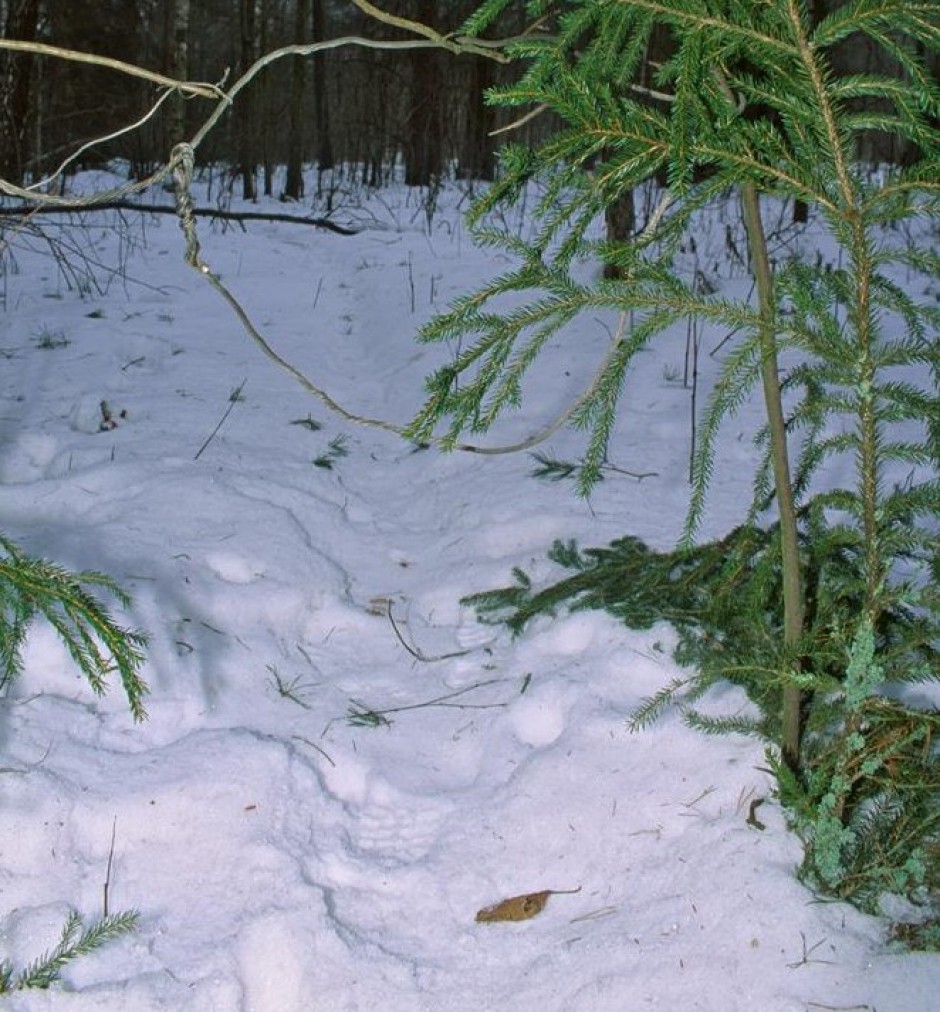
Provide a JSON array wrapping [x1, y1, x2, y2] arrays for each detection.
[[1, 1, 936, 201]]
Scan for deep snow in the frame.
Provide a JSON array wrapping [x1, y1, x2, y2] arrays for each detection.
[[0, 169, 937, 1011]]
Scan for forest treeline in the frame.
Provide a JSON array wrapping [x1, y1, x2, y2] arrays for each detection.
[[1, 1, 936, 199]]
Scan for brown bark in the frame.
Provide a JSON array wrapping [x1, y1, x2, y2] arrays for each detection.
[[311, 0, 333, 172], [238, 0, 258, 200], [165, 0, 191, 151], [0, 0, 41, 181], [603, 190, 636, 280], [459, 54, 496, 181], [404, 0, 443, 186], [284, 0, 312, 200]]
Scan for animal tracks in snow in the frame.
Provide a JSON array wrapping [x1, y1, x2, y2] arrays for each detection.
[[345, 779, 452, 864], [508, 686, 572, 748], [204, 550, 263, 584], [315, 754, 454, 866]]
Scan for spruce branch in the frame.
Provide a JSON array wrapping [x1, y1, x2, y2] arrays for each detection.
[[0, 909, 139, 993], [0, 534, 148, 720]]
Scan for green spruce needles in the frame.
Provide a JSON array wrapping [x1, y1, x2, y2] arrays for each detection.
[[414, 0, 939, 937]]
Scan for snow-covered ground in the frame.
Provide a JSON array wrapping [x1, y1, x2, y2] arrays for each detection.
[[0, 170, 937, 1010]]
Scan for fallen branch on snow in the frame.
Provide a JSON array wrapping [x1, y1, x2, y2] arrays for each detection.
[[0, 199, 360, 235]]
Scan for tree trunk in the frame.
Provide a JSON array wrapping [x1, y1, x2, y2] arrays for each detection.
[[165, 0, 190, 151], [284, 0, 311, 200], [793, 0, 823, 223], [238, 0, 258, 201], [260, 0, 273, 197], [0, 0, 41, 182], [311, 0, 333, 172], [603, 189, 636, 280], [740, 181, 805, 770], [404, 0, 443, 187], [459, 54, 496, 181]]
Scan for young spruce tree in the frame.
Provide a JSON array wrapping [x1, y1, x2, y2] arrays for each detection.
[[408, 1, 940, 923]]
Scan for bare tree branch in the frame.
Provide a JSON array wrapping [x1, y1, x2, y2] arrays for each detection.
[[350, 0, 510, 58], [169, 139, 659, 457], [186, 34, 506, 157], [0, 9, 640, 460], [0, 38, 226, 99], [351, 0, 465, 47], [32, 91, 175, 195], [351, 0, 557, 54], [0, 33, 506, 209]]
